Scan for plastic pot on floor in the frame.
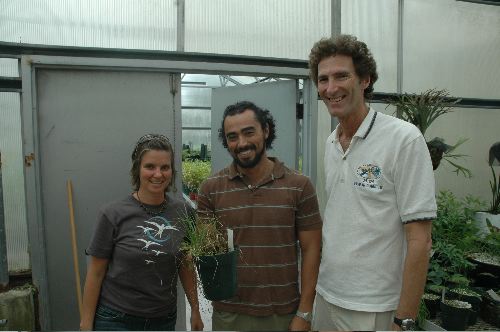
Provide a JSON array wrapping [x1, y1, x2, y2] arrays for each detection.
[[440, 299, 471, 331], [422, 293, 440, 319]]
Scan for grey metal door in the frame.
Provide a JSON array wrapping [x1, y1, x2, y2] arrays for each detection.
[[34, 68, 179, 330], [211, 80, 298, 173]]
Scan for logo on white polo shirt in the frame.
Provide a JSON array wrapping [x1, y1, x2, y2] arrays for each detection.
[[354, 163, 383, 192]]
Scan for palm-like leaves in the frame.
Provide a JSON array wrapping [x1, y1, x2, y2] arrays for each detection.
[[489, 166, 500, 214], [391, 89, 459, 136], [388, 88, 471, 177]]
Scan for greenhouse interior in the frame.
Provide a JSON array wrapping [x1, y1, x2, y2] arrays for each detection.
[[0, 0, 499, 331]]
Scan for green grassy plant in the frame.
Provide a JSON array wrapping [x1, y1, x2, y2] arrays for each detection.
[[180, 212, 228, 260]]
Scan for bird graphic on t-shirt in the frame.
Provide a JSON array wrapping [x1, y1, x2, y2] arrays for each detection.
[[151, 249, 166, 256], [144, 220, 179, 238], [145, 260, 155, 264], [136, 225, 155, 234], [137, 239, 161, 250]]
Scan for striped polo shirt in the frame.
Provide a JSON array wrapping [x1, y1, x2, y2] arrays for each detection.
[[197, 157, 322, 316]]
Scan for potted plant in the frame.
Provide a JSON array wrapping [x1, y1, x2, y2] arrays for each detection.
[[181, 160, 211, 201], [440, 299, 471, 330], [388, 88, 471, 177], [481, 289, 500, 328], [180, 212, 238, 301], [448, 287, 482, 325], [474, 141, 500, 236], [423, 191, 481, 328], [421, 293, 440, 319], [426, 191, 480, 290], [469, 250, 500, 290]]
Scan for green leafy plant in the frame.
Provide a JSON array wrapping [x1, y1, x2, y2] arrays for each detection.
[[388, 88, 471, 177], [432, 191, 483, 250], [426, 191, 483, 290], [488, 166, 500, 214], [182, 160, 211, 194], [416, 298, 430, 328]]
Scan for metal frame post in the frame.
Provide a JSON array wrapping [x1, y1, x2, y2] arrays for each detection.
[[0, 152, 9, 288]]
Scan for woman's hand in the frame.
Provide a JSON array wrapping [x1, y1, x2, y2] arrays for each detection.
[[190, 310, 204, 331]]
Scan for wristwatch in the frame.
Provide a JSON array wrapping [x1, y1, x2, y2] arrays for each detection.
[[295, 310, 312, 323], [393, 317, 416, 331]]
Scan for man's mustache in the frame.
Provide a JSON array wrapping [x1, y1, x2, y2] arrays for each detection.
[[235, 145, 256, 154]]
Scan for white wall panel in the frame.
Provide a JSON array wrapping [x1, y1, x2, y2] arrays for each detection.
[[185, 0, 330, 59], [0, 93, 29, 272], [403, 0, 500, 99], [427, 107, 500, 203], [0, 59, 18, 77], [0, 0, 177, 50], [341, 0, 399, 93]]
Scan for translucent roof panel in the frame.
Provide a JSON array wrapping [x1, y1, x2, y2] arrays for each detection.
[[0, 0, 177, 50], [403, 0, 500, 99], [185, 0, 331, 60], [341, 0, 399, 94]]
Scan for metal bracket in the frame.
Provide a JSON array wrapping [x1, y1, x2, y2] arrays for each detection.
[[24, 153, 35, 167]]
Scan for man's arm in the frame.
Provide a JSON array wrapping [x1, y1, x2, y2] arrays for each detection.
[[289, 228, 322, 331], [393, 220, 432, 329]]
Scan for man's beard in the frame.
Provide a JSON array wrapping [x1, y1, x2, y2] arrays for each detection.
[[232, 145, 265, 169]]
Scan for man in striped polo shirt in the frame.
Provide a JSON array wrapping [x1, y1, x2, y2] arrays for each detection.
[[197, 101, 322, 331]]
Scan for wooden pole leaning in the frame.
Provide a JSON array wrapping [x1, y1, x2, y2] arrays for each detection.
[[67, 179, 83, 319]]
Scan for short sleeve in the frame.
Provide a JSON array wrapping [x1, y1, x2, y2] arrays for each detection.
[[86, 209, 115, 258], [394, 134, 437, 223], [296, 178, 323, 231]]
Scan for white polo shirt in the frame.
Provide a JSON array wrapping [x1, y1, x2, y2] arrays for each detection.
[[317, 108, 437, 312]]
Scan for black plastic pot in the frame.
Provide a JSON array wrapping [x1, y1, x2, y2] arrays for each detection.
[[423, 297, 440, 319], [463, 294, 481, 325], [440, 300, 471, 331], [469, 255, 500, 289], [480, 292, 500, 328], [196, 249, 238, 301], [448, 289, 482, 325]]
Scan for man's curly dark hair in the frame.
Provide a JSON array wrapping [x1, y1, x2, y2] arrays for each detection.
[[309, 34, 378, 100], [218, 101, 276, 149]]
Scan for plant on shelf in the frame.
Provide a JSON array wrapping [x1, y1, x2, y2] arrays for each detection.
[[181, 160, 211, 200], [440, 299, 472, 330], [488, 166, 500, 215], [421, 293, 440, 320], [387, 88, 471, 177], [426, 191, 482, 293], [448, 287, 482, 325], [487, 142, 500, 215], [474, 142, 500, 237], [180, 212, 238, 301]]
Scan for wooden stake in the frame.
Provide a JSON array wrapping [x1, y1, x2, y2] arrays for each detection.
[[67, 179, 83, 319]]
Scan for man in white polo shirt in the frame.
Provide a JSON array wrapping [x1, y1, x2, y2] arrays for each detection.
[[308, 34, 436, 331]]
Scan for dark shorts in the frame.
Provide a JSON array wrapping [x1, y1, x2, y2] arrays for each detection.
[[93, 303, 177, 331]]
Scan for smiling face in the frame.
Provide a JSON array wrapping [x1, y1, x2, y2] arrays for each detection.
[[224, 109, 269, 169], [317, 54, 370, 120], [138, 149, 172, 198]]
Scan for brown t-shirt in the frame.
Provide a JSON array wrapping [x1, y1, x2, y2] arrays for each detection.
[[197, 158, 322, 316]]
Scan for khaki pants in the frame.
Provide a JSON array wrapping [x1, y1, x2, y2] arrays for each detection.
[[212, 309, 294, 331], [312, 293, 395, 331]]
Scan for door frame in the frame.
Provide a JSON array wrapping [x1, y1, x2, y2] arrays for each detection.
[[20, 53, 317, 330]]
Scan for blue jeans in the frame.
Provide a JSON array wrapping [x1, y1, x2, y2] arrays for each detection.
[[93, 303, 177, 331]]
